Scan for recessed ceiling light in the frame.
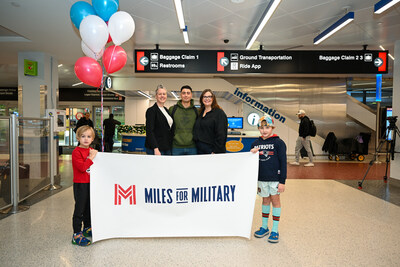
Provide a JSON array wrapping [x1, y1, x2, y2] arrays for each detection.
[[231, 0, 245, 3]]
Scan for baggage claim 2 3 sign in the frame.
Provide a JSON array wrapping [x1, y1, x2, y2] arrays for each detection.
[[135, 50, 388, 74]]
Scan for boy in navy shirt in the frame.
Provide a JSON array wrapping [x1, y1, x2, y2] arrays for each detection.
[[250, 114, 287, 243]]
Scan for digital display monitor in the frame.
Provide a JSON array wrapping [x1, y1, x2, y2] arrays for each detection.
[[228, 117, 243, 129]]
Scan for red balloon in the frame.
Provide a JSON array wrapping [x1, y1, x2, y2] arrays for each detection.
[[74, 57, 102, 87], [103, 45, 127, 74]]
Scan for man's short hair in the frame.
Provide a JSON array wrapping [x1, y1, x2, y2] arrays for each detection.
[[181, 85, 192, 92]]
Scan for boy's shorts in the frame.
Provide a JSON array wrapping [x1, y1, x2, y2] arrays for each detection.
[[257, 181, 280, 197]]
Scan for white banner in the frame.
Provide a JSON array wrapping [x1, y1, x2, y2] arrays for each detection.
[[91, 152, 258, 242]]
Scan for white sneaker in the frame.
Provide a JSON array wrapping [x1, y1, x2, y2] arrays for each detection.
[[304, 163, 314, 167], [290, 162, 300, 166]]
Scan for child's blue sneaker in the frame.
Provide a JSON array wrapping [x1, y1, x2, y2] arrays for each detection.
[[268, 231, 279, 243], [82, 227, 92, 238], [72, 232, 91, 246], [254, 227, 270, 238]]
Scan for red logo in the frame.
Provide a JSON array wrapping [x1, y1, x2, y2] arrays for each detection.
[[378, 52, 387, 72], [114, 184, 136, 205]]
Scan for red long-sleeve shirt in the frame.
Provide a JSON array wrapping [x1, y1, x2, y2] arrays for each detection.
[[72, 146, 93, 183]]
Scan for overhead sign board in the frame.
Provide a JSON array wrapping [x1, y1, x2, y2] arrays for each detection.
[[59, 88, 124, 102], [135, 50, 388, 74]]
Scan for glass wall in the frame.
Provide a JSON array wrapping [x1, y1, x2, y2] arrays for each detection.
[[0, 117, 11, 208]]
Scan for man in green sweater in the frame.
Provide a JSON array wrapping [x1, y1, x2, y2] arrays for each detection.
[[169, 85, 198, 155]]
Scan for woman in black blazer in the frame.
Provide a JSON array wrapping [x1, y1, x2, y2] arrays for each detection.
[[145, 85, 173, 155]]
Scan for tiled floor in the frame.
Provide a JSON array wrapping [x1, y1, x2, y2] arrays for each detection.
[[1, 155, 400, 266]]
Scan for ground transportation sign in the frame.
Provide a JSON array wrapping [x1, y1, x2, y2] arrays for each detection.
[[135, 50, 388, 74]]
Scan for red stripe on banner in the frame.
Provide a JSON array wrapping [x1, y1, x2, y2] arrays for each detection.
[[133, 185, 136, 205], [136, 51, 145, 71], [262, 213, 270, 218], [378, 52, 387, 72], [115, 184, 118, 205], [217, 52, 224, 72]]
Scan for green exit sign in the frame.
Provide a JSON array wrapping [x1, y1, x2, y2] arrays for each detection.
[[24, 59, 38, 76]]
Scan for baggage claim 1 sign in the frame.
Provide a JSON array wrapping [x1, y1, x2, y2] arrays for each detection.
[[135, 50, 388, 74]]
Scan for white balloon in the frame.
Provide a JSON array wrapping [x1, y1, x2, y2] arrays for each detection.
[[81, 41, 104, 60], [108, 11, 135, 46], [79, 15, 108, 54]]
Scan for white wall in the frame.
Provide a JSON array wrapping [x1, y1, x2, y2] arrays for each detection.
[[390, 40, 400, 180]]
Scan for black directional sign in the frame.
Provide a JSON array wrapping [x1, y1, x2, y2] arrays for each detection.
[[135, 50, 388, 74]]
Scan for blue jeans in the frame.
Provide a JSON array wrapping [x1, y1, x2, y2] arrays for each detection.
[[146, 148, 172, 155], [172, 147, 197, 155]]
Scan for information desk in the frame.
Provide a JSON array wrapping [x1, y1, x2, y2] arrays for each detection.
[[226, 136, 258, 153], [121, 134, 146, 153], [121, 134, 258, 153]]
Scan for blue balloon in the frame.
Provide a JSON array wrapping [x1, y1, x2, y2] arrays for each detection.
[[70, 1, 97, 29], [92, 0, 119, 22]]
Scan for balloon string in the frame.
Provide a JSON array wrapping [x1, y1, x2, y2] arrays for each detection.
[[100, 66, 105, 152], [107, 45, 117, 72]]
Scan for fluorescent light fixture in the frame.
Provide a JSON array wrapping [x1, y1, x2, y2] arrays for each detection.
[[313, 12, 354, 45], [58, 64, 63, 67], [72, 82, 83, 87], [171, 91, 180, 100], [246, 0, 281, 49], [379, 45, 395, 60], [137, 90, 151, 99], [374, 0, 400, 14], [173, 0, 185, 29], [183, 26, 189, 44]]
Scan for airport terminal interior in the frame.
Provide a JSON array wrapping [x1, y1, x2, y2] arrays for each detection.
[[1, 0, 400, 266]]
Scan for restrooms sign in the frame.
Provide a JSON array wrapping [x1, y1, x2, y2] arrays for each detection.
[[91, 152, 258, 242]]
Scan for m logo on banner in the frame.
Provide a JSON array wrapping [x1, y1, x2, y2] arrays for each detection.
[[114, 184, 136, 205]]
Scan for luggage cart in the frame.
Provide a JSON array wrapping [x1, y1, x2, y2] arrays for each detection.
[[323, 132, 371, 162]]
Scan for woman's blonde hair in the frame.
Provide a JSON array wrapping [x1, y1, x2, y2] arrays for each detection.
[[76, 126, 95, 141]]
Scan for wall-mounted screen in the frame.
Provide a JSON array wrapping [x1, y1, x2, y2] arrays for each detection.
[[228, 117, 243, 129]]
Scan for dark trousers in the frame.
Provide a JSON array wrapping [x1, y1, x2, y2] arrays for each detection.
[[104, 135, 114, 152], [196, 141, 213, 154], [72, 183, 91, 234]]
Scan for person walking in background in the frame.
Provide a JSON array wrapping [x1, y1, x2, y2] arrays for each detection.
[[145, 84, 173, 155], [251, 114, 287, 243], [75, 112, 94, 132], [169, 85, 198, 155], [193, 89, 227, 154], [103, 113, 121, 152], [290, 109, 314, 167], [71, 125, 98, 246]]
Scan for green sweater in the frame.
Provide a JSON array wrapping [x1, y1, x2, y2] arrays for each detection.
[[169, 100, 198, 148]]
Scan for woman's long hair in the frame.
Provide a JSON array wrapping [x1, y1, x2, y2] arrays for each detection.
[[199, 89, 222, 115]]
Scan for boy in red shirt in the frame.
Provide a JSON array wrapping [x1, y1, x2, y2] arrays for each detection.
[[72, 125, 98, 246]]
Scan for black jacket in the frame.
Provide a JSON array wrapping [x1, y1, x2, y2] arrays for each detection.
[[145, 103, 173, 151], [299, 116, 312, 138], [193, 108, 228, 153], [103, 118, 121, 137]]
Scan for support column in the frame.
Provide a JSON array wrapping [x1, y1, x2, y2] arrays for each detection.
[[390, 40, 400, 180], [17, 52, 58, 117]]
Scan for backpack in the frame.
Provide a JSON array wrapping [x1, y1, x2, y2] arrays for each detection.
[[309, 120, 317, 137]]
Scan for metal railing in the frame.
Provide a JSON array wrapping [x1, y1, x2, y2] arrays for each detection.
[[0, 114, 58, 214]]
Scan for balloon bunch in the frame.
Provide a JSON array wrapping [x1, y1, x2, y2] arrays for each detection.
[[70, 0, 135, 87]]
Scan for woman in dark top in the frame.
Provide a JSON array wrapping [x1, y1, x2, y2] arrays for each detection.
[[145, 85, 173, 155], [193, 89, 228, 154]]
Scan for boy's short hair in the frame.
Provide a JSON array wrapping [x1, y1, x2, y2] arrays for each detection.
[[258, 114, 275, 128], [76, 126, 95, 141]]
